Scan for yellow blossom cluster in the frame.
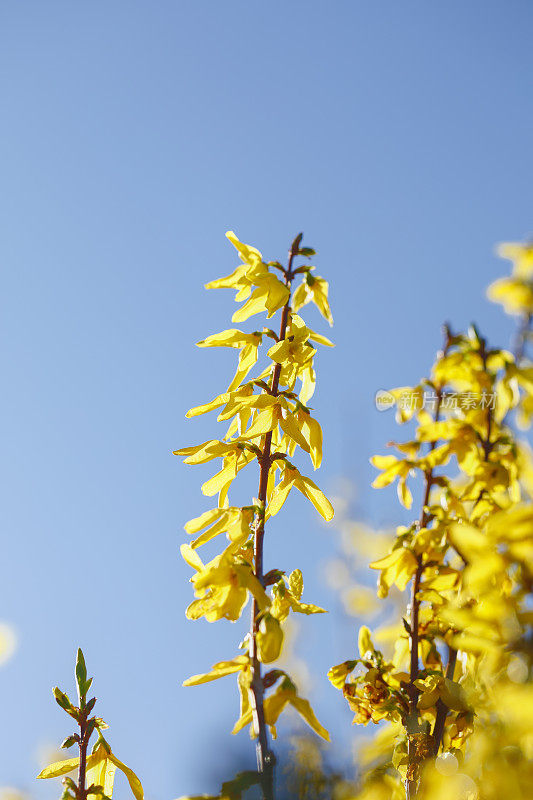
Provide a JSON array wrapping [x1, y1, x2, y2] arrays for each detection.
[[329, 273, 533, 798], [176, 232, 334, 760]]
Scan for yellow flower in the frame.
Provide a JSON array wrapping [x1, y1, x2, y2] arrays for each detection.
[[205, 232, 290, 322], [369, 547, 418, 597], [233, 677, 329, 741], [292, 274, 333, 326], [371, 454, 414, 509], [414, 674, 469, 712], [268, 329, 316, 391], [497, 241, 533, 278], [181, 544, 270, 622], [487, 241, 533, 316], [267, 463, 334, 521], [37, 743, 143, 800], [174, 440, 257, 505], [281, 407, 323, 468], [327, 660, 359, 690], [487, 277, 533, 315], [184, 506, 255, 548], [194, 329, 263, 391], [269, 570, 326, 621]]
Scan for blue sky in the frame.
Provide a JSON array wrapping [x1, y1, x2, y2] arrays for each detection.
[[1, 1, 532, 797]]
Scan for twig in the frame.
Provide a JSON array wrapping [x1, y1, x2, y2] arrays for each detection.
[[405, 326, 452, 799], [431, 646, 458, 754], [249, 238, 299, 800], [77, 713, 89, 800], [429, 333, 492, 757]]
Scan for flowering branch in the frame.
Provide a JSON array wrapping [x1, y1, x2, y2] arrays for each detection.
[[405, 328, 452, 800], [177, 231, 334, 800], [249, 236, 299, 797], [37, 649, 143, 800]]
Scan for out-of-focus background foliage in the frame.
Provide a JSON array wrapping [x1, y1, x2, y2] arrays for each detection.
[[1, 1, 532, 798]]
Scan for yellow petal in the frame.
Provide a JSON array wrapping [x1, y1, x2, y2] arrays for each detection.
[[298, 364, 316, 405], [267, 476, 296, 517], [239, 407, 278, 440], [232, 286, 269, 323], [107, 752, 144, 800], [369, 549, 404, 570], [186, 393, 229, 418], [37, 757, 80, 779], [327, 660, 358, 689], [197, 329, 260, 348], [289, 696, 330, 741], [225, 230, 263, 264], [256, 614, 284, 663], [397, 477, 413, 509], [201, 462, 238, 497], [235, 566, 271, 611], [264, 689, 292, 727], [358, 625, 374, 657], [184, 508, 224, 534], [288, 569, 303, 599], [307, 328, 334, 347], [86, 754, 116, 797], [228, 343, 259, 391], [264, 276, 290, 316], [183, 656, 248, 686], [279, 411, 310, 452], [296, 475, 334, 521], [180, 544, 204, 572], [232, 707, 254, 735], [301, 414, 323, 469]]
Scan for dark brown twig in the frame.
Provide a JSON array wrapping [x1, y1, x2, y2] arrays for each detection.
[[430, 333, 492, 756], [249, 238, 299, 800], [431, 646, 458, 754], [77, 713, 89, 800], [405, 326, 452, 799]]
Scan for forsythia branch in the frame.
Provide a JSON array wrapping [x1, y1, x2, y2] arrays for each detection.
[[176, 231, 334, 800], [249, 236, 298, 797]]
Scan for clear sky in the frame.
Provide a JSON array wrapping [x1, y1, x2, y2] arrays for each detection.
[[1, 1, 532, 798]]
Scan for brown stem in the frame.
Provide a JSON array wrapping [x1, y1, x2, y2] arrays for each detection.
[[426, 337, 494, 762], [476, 336, 493, 458], [408, 560, 424, 689], [405, 327, 452, 800], [431, 646, 458, 754], [77, 713, 89, 800], [408, 394, 445, 699], [406, 445, 441, 800], [249, 241, 298, 800], [405, 556, 424, 800]]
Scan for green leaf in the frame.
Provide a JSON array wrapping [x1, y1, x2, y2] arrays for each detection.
[[76, 648, 91, 701], [86, 697, 97, 715], [291, 233, 303, 253], [53, 687, 75, 714], [61, 735, 78, 749]]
